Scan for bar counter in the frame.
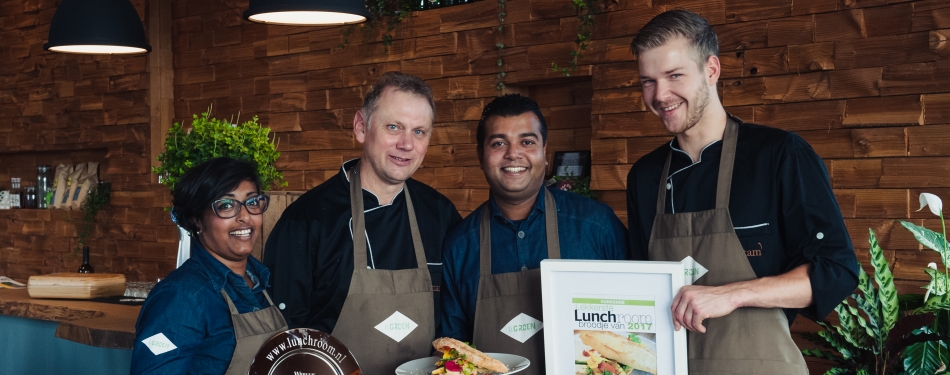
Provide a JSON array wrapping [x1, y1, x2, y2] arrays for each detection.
[[0, 287, 135, 375], [0, 287, 140, 349]]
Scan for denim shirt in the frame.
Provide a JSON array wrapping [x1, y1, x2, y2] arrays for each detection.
[[439, 186, 629, 341], [131, 240, 272, 375]]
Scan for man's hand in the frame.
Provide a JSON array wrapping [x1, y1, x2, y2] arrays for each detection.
[[670, 284, 742, 333], [671, 264, 814, 333]]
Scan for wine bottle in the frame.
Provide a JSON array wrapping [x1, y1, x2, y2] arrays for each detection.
[[77, 246, 94, 273]]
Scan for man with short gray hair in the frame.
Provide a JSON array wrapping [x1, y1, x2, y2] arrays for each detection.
[[265, 71, 462, 374]]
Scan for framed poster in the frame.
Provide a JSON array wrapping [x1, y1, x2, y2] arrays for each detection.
[[540, 260, 687, 375], [551, 151, 591, 178]]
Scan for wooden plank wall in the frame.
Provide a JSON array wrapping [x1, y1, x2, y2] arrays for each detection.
[[167, 1, 950, 370], [2, 0, 950, 368], [0, 0, 179, 281], [170, 0, 950, 291]]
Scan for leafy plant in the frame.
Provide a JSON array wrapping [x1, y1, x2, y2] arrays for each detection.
[[152, 106, 285, 192], [552, 0, 600, 76], [74, 181, 111, 257], [802, 193, 950, 374], [340, 0, 422, 49], [551, 175, 594, 199], [495, 0, 507, 90]]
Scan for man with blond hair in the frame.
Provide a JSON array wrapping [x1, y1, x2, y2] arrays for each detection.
[[626, 10, 858, 374]]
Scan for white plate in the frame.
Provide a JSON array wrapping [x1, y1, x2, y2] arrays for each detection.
[[395, 353, 530, 375]]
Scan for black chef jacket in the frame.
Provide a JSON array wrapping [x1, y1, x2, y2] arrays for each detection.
[[264, 159, 463, 332], [626, 116, 859, 323]]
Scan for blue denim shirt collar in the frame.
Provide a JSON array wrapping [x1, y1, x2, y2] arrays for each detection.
[[488, 186, 552, 223], [191, 238, 270, 293]]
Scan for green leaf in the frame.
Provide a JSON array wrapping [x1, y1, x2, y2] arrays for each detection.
[[823, 368, 850, 375], [903, 338, 949, 375], [901, 221, 950, 266], [802, 348, 843, 362], [869, 228, 900, 338], [818, 321, 860, 359], [835, 302, 875, 352], [919, 293, 950, 314], [801, 332, 834, 350], [925, 267, 950, 298]]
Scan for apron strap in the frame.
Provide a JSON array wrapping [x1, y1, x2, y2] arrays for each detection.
[[403, 187, 428, 269], [261, 289, 276, 306], [655, 152, 673, 216], [654, 116, 740, 214], [220, 289, 240, 315], [716, 116, 739, 209], [543, 188, 560, 259], [478, 189, 561, 276], [348, 162, 427, 270], [479, 204, 492, 277]]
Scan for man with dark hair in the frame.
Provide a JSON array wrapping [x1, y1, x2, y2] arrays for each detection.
[[440, 94, 628, 375], [626, 10, 858, 374], [265, 72, 462, 374]]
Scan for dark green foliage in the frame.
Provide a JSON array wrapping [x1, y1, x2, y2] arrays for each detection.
[[802, 228, 950, 374], [551, 0, 599, 76], [152, 108, 284, 192]]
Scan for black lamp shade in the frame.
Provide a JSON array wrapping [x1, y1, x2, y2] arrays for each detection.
[[244, 0, 370, 26], [44, 0, 151, 54]]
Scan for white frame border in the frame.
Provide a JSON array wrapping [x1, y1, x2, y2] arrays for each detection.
[[540, 259, 688, 375]]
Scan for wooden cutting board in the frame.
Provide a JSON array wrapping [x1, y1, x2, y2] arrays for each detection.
[[27, 273, 127, 299]]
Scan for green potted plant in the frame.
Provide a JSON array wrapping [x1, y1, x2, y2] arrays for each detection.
[[802, 193, 950, 375], [152, 107, 285, 192], [152, 106, 284, 267]]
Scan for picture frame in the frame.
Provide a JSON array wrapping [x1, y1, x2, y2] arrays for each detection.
[[540, 259, 688, 375], [551, 151, 591, 178]]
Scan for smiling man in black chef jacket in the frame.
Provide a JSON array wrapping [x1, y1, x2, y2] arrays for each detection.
[[264, 71, 462, 374], [625, 10, 859, 374]]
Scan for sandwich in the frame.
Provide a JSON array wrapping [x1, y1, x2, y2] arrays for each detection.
[[577, 331, 657, 375], [431, 337, 509, 375]]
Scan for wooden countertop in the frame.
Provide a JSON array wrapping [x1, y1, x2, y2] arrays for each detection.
[[0, 288, 140, 350]]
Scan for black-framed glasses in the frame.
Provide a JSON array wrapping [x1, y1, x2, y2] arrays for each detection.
[[211, 194, 269, 219]]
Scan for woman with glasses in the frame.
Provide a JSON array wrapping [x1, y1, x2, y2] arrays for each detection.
[[131, 157, 288, 375]]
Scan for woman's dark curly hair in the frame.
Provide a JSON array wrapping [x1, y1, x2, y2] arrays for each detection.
[[171, 157, 261, 234]]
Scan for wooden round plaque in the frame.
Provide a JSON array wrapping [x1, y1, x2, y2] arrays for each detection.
[[249, 328, 361, 375]]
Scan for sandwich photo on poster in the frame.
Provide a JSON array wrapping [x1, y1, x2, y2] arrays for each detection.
[[541, 260, 687, 375], [572, 296, 657, 375]]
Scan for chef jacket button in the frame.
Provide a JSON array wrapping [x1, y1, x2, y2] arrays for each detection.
[[278, 303, 286, 310], [518, 231, 525, 239], [816, 232, 824, 240], [666, 182, 672, 190]]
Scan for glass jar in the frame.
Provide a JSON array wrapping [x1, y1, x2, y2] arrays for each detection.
[[23, 185, 36, 209], [36, 165, 51, 209]]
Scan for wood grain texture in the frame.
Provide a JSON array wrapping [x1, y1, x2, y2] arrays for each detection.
[[0, 288, 139, 349]]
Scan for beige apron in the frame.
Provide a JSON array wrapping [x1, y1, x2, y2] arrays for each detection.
[[472, 189, 559, 375], [331, 164, 435, 374], [221, 289, 289, 375], [647, 118, 808, 374]]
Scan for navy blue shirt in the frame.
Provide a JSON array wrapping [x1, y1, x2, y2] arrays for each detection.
[[439, 186, 629, 341], [626, 117, 859, 323], [131, 240, 272, 375]]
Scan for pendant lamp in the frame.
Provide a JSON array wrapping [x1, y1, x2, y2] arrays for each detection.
[[244, 0, 370, 26], [44, 0, 151, 54]]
